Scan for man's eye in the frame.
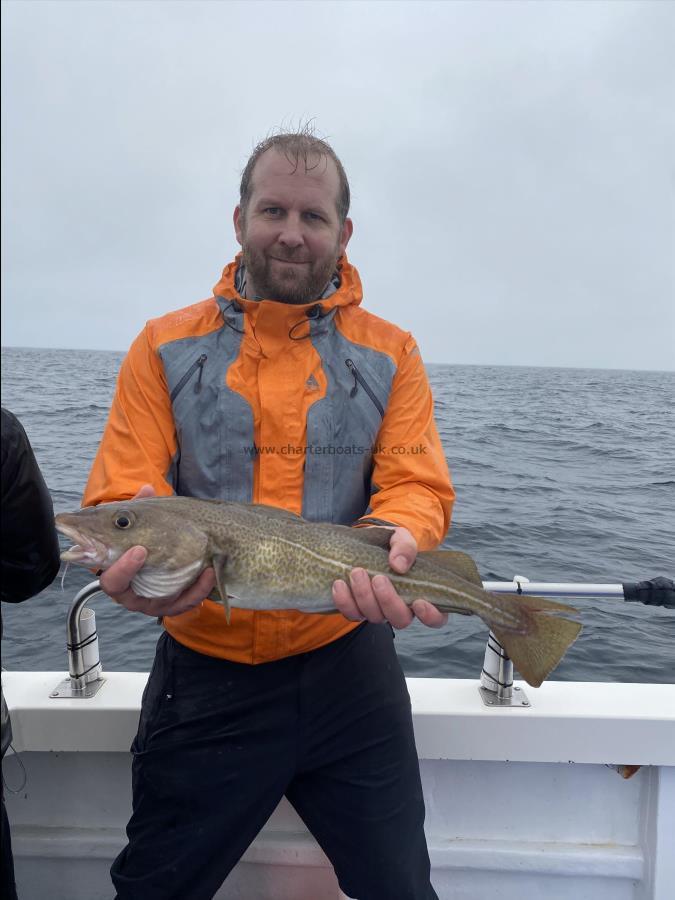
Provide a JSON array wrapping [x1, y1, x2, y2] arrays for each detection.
[[305, 212, 324, 221], [263, 207, 282, 216]]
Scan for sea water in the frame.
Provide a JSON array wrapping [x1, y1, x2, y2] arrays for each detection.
[[2, 347, 673, 682]]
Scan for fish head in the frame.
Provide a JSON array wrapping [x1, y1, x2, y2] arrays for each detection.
[[55, 498, 210, 574]]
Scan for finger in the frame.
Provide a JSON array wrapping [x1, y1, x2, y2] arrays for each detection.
[[132, 484, 156, 500], [332, 579, 365, 621], [141, 568, 216, 616], [100, 546, 147, 595], [371, 575, 415, 629], [348, 568, 386, 623], [116, 568, 216, 618], [388, 530, 417, 574], [149, 594, 201, 617], [411, 598, 448, 629], [113, 594, 158, 615], [115, 591, 194, 617], [175, 567, 216, 609]]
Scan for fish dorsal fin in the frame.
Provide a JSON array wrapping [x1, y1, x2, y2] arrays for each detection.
[[250, 504, 306, 522], [418, 549, 483, 586], [347, 525, 396, 549], [315, 523, 394, 549], [249, 507, 395, 550], [211, 553, 231, 624]]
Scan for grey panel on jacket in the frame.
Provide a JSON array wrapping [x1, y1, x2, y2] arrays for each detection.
[[303, 311, 397, 525], [158, 305, 254, 502]]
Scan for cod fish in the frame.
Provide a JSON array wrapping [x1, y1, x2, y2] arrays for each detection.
[[55, 497, 582, 687]]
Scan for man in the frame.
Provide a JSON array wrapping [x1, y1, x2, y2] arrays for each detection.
[[84, 130, 455, 899], [1, 408, 61, 900]]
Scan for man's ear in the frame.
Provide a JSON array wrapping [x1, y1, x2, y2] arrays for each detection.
[[233, 206, 244, 246], [339, 217, 354, 256]]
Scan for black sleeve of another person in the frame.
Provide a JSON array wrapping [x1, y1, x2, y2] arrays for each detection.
[[1, 408, 60, 605]]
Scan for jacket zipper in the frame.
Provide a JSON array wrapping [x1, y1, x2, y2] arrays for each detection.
[[170, 354, 207, 403], [345, 359, 385, 417]]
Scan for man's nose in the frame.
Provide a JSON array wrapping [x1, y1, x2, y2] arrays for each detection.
[[278, 214, 304, 248]]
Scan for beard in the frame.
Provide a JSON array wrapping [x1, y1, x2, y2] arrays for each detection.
[[241, 242, 339, 305]]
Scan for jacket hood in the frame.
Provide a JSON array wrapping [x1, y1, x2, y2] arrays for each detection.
[[212, 253, 363, 319]]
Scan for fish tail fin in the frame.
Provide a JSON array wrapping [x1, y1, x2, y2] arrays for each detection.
[[492, 595, 582, 687]]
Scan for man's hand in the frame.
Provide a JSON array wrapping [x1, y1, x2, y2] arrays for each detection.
[[99, 484, 215, 618], [332, 526, 448, 629]]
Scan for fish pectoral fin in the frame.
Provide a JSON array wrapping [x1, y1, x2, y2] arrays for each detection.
[[211, 554, 231, 625], [417, 549, 483, 586]]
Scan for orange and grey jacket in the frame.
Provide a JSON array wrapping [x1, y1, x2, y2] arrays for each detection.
[[83, 255, 455, 663]]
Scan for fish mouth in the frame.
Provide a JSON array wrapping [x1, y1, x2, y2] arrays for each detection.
[[55, 521, 110, 567]]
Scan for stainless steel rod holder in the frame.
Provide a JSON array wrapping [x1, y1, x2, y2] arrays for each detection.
[[50, 580, 107, 699], [480, 631, 514, 699], [478, 576, 531, 709]]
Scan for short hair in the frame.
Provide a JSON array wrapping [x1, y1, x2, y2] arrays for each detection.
[[239, 125, 350, 225]]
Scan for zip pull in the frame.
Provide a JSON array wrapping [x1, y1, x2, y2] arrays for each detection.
[[170, 354, 209, 403], [345, 359, 359, 398], [194, 354, 207, 394], [344, 358, 385, 417]]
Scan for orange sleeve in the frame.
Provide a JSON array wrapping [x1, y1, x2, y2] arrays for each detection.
[[356, 337, 455, 550], [82, 328, 178, 506]]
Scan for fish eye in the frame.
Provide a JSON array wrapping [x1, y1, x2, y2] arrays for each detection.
[[114, 511, 134, 529]]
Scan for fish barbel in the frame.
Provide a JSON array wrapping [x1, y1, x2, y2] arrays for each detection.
[[55, 497, 581, 686]]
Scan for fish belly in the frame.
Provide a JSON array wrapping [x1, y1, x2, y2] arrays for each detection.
[[224, 578, 336, 614]]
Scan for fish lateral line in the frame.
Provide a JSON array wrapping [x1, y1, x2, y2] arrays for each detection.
[[268, 536, 527, 631]]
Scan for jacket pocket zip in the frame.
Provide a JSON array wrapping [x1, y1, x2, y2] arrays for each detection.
[[170, 354, 207, 403], [345, 359, 385, 417]]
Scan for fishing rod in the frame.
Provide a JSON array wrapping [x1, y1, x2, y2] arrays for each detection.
[[481, 576, 675, 607]]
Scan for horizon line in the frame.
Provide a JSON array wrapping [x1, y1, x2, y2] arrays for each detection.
[[2, 345, 673, 375]]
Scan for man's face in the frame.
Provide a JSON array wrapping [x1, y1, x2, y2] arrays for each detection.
[[234, 149, 353, 304]]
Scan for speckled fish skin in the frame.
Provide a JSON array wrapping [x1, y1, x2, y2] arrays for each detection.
[[55, 496, 582, 686]]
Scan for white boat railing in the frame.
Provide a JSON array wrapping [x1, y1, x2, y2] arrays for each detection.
[[483, 573, 674, 602], [483, 579, 625, 597], [49, 575, 674, 711]]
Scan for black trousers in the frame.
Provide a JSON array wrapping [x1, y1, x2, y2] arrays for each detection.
[[2, 791, 19, 900], [112, 624, 437, 900]]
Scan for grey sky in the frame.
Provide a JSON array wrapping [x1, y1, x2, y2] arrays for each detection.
[[2, 0, 673, 370]]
